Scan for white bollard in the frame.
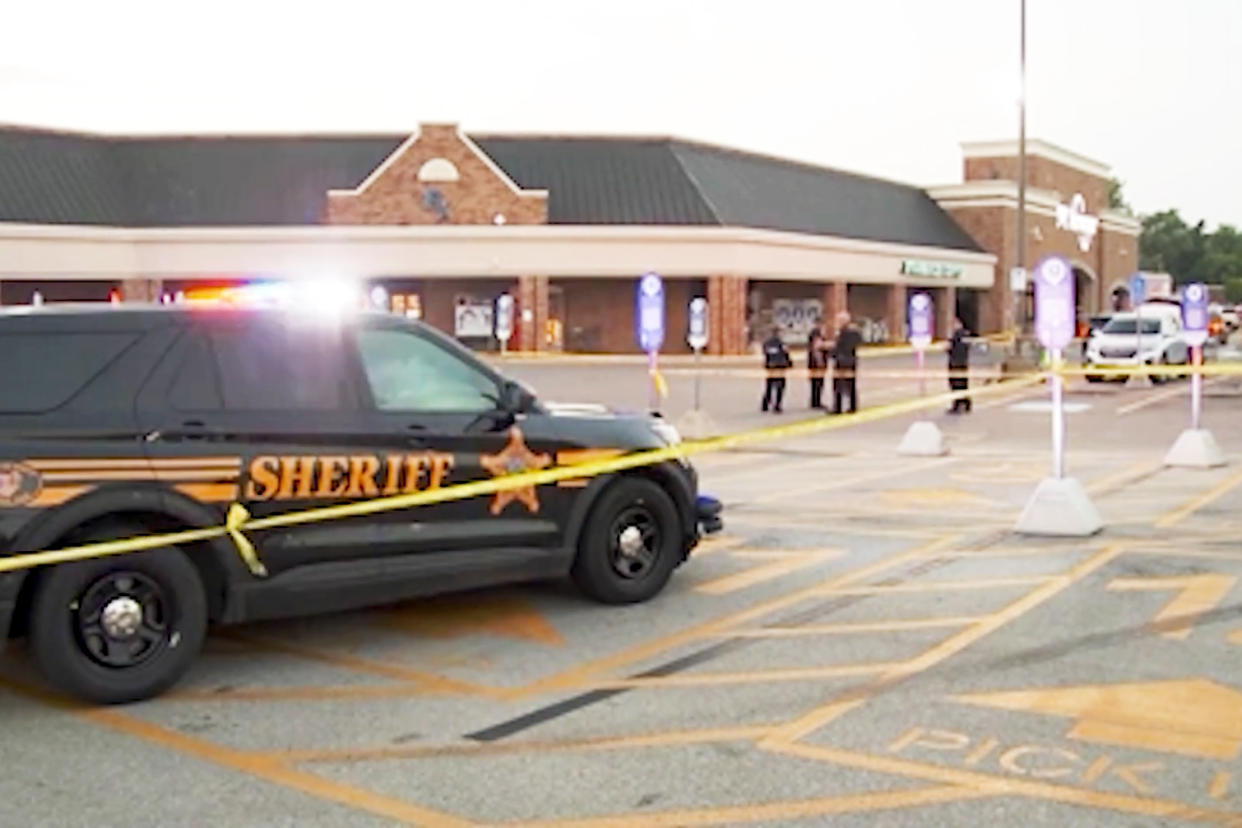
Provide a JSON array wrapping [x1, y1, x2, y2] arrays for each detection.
[[1015, 477, 1103, 536], [898, 421, 948, 456], [1164, 429, 1225, 468]]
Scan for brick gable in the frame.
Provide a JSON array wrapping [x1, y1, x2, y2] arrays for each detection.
[[324, 124, 547, 226]]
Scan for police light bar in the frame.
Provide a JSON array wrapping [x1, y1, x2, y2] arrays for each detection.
[[179, 280, 372, 313]]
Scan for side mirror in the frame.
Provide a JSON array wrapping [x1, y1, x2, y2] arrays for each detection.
[[499, 379, 536, 414]]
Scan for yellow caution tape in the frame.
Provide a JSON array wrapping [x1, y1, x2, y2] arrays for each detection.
[[1055, 361, 1242, 378], [225, 503, 266, 577], [0, 373, 1046, 576], [649, 367, 670, 399]]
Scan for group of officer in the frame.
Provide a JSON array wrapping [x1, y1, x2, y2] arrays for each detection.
[[761, 310, 862, 415], [760, 311, 973, 415]]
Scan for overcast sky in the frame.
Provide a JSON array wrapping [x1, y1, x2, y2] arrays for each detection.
[[4, 0, 1238, 228]]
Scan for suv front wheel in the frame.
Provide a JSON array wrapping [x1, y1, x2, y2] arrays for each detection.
[[571, 477, 682, 605], [28, 528, 207, 705]]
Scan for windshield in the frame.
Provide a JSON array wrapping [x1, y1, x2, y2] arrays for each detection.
[[1101, 318, 1162, 335]]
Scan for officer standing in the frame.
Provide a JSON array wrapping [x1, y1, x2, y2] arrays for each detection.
[[807, 324, 828, 409], [760, 327, 791, 413], [947, 317, 972, 414], [828, 311, 862, 414]]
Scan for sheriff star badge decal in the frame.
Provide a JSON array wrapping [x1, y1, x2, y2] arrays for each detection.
[[480, 428, 552, 515]]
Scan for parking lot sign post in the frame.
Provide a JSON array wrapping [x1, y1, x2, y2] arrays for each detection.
[[1033, 256, 1075, 479], [494, 293, 515, 355], [687, 297, 709, 411], [636, 273, 666, 412], [1164, 282, 1225, 467], [1182, 282, 1208, 429], [909, 292, 933, 397], [1015, 255, 1102, 536], [897, 292, 946, 456]]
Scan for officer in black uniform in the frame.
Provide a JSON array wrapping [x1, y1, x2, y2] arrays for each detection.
[[807, 324, 828, 409], [760, 328, 791, 413], [828, 311, 862, 414], [947, 316, 972, 414]]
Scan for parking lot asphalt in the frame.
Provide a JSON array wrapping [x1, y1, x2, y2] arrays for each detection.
[[5, 350, 1242, 826]]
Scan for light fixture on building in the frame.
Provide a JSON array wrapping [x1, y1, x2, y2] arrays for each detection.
[[31, 291, 43, 306], [369, 285, 390, 310], [493, 213, 507, 226]]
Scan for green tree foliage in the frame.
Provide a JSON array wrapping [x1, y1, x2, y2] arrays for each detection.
[[1224, 277, 1242, 305], [1108, 177, 1132, 215], [1107, 180, 1240, 291], [1139, 210, 1208, 280]]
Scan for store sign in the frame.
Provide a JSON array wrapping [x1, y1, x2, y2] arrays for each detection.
[[1033, 255, 1076, 350], [687, 297, 709, 350], [454, 297, 493, 338], [635, 272, 665, 352], [1055, 193, 1100, 252], [772, 298, 823, 344], [494, 293, 515, 342], [1182, 282, 1209, 347], [908, 292, 933, 348], [901, 260, 963, 280]]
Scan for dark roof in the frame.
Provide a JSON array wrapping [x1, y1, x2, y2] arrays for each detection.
[[0, 126, 981, 251]]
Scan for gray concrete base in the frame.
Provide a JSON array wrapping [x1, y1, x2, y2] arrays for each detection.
[[676, 408, 722, 440], [1015, 477, 1103, 536], [1164, 428, 1226, 468], [897, 421, 948, 456]]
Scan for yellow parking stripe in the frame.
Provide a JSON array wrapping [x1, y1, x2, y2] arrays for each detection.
[[1154, 467, 1242, 527]]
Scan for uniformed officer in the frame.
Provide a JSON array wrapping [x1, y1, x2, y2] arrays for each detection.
[[807, 324, 829, 409], [828, 311, 862, 414], [760, 327, 791, 413], [947, 316, 972, 414]]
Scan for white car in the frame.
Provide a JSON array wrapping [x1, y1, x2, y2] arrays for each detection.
[[1083, 304, 1190, 384]]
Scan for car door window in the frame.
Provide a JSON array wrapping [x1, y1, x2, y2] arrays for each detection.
[[210, 322, 354, 411], [356, 328, 498, 413]]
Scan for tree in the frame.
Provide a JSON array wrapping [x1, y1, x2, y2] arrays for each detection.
[[1139, 210, 1207, 281], [1201, 225, 1242, 286], [1108, 177, 1133, 216], [1225, 277, 1242, 305]]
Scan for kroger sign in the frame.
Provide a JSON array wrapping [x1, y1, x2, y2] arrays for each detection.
[[1055, 193, 1100, 253]]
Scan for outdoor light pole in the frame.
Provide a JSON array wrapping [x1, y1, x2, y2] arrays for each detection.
[[1015, 0, 1028, 347]]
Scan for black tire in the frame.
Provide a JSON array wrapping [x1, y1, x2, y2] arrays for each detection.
[[1150, 360, 1168, 385], [28, 527, 207, 705], [1085, 375, 1102, 384], [571, 477, 683, 605]]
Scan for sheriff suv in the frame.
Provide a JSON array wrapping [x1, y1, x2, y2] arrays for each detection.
[[0, 304, 721, 704]]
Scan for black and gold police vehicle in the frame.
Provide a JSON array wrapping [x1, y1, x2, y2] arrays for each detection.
[[0, 303, 722, 704]]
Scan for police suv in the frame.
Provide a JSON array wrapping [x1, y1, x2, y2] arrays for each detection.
[[0, 303, 722, 704]]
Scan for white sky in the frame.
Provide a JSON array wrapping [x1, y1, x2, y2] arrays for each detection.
[[3, 0, 1239, 228]]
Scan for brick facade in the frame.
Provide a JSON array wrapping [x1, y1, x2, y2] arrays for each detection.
[[884, 285, 905, 343], [823, 281, 847, 327], [965, 156, 1108, 216], [948, 149, 1139, 336], [707, 276, 748, 356], [121, 278, 163, 302], [517, 275, 549, 352], [325, 124, 547, 227], [935, 285, 956, 338]]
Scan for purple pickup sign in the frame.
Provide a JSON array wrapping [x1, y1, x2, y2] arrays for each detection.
[[1182, 282, 1209, 347], [1033, 255, 1076, 350], [908, 292, 933, 348]]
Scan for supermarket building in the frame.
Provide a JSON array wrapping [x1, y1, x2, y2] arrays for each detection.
[[0, 123, 1140, 354]]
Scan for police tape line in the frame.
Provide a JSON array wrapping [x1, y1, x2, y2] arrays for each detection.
[[0, 373, 1049, 577], [1055, 361, 1242, 378]]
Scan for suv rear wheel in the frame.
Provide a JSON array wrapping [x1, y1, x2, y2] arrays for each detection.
[[571, 477, 682, 605], [28, 527, 207, 705]]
